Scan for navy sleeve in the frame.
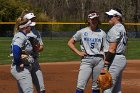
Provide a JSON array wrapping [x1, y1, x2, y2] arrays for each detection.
[[12, 45, 22, 65]]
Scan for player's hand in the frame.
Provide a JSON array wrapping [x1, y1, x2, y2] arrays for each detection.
[[19, 64, 24, 71], [105, 61, 110, 65], [104, 61, 110, 70], [20, 64, 24, 68], [100, 68, 106, 74], [33, 44, 40, 52], [77, 51, 87, 57]]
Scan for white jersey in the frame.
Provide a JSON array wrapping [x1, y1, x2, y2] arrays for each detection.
[[11, 32, 32, 54], [12, 32, 27, 48], [73, 27, 106, 55], [104, 23, 127, 54], [11, 31, 33, 65]]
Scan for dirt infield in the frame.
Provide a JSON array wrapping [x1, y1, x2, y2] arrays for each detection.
[[0, 60, 140, 93]]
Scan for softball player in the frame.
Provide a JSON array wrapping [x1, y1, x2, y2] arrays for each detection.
[[68, 11, 106, 93], [104, 8, 127, 93], [24, 13, 46, 93], [10, 19, 34, 93]]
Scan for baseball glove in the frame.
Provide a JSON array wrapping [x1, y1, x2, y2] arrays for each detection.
[[21, 50, 34, 64], [97, 68, 112, 91], [21, 54, 34, 64], [28, 37, 40, 52]]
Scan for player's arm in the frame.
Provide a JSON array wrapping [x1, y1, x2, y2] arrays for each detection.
[[38, 45, 43, 52], [104, 30, 120, 67], [102, 31, 107, 53], [104, 42, 117, 69], [38, 32, 44, 52], [108, 42, 117, 53], [13, 45, 22, 65], [68, 37, 86, 57], [12, 37, 25, 67]]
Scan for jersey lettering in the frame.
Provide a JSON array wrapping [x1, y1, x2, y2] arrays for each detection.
[[84, 37, 101, 43], [123, 32, 127, 45], [90, 43, 95, 49]]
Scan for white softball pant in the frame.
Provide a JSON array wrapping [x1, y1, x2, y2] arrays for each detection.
[[76, 56, 104, 90], [11, 65, 33, 93], [104, 55, 126, 93]]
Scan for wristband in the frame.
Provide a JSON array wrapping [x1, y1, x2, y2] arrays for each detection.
[[105, 51, 115, 63]]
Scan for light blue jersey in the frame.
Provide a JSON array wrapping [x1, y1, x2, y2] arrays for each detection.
[[73, 27, 106, 55], [11, 31, 33, 65], [104, 23, 127, 54]]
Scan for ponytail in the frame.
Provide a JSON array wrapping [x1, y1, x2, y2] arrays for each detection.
[[13, 9, 29, 35], [13, 17, 22, 35]]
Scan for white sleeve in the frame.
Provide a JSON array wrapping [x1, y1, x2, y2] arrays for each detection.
[[13, 37, 26, 48], [108, 28, 120, 43], [73, 31, 81, 41]]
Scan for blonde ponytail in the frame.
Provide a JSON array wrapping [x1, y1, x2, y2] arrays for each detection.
[[13, 9, 30, 35], [13, 17, 22, 35]]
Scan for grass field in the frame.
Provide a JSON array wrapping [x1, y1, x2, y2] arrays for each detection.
[[0, 37, 140, 64]]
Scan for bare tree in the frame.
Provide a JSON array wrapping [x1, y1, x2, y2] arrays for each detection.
[[28, 0, 140, 23]]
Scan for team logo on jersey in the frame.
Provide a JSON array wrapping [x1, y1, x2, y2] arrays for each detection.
[[84, 32, 88, 36]]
